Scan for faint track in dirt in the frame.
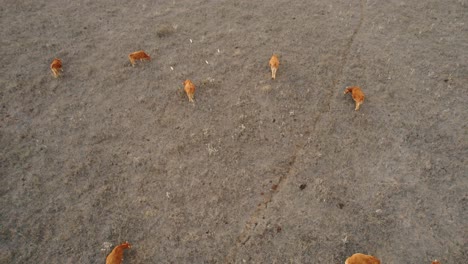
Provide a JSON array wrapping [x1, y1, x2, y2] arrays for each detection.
[[327, 0, 365, 111], [224, 151, 300, 263], [224, 2, 365, 262]]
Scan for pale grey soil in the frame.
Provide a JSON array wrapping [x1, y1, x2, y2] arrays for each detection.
[[1, 0, 467, 263]]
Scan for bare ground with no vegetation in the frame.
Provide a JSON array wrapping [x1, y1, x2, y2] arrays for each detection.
[[1, 0, 467, 263]]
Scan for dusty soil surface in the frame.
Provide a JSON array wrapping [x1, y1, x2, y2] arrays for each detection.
[[1, 0, 467, 263]]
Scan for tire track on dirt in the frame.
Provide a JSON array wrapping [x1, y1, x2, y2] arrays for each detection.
[[224, 150, 301, 263], [327, 0, 365, 111], [224, 2, 365, 262]]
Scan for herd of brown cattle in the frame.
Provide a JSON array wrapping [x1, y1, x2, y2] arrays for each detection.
[[50, 53, 442, 263], [51, 53, 441, 263], [50, 53, 365, 110]]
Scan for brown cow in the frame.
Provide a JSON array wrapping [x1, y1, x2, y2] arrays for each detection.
[[183, 79, 196, 103], [344, 86, 365, 111], [128, 50, 150, 66], [345, 253, 380, 264], [106, 242, 131, 264], [50, 58, 62, 78], [269, 54, 279, 79]]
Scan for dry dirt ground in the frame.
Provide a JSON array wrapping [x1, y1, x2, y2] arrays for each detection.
[[1, 0, 467, 263]]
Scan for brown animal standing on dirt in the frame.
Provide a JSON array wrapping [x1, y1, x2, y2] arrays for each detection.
[[269, 54, 279, 79], [345, 253, 381, 264], [106, 242, 131, 264], [50, 58, 62, 78], [128, 50, 151, 66], [432, 260, 441, 264], [344, 86, 365, 111], [183, 80, 196, 102]]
